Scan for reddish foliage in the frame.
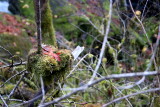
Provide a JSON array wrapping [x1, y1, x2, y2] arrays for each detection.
[[0, 22, 21, 35], [0, 13, 24, 35], [3, 13, 23, 27], [42, 45, 61, 61], [0, 62, 4, 66]]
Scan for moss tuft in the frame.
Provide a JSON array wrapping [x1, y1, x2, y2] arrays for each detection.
[[41, 0, 56, 46], [27, 45, 72, 96]]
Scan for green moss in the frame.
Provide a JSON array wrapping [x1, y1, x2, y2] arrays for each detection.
[[154, 96, 160, 107], [0, 33, 32, 59], [19, 0, 35, 19], [0, 84, 15, 94], [27, 46, 72, 96], [41, 0, 56, 46], [23, 77, 38, 90]]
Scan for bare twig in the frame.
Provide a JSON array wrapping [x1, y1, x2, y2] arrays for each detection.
[[128, 0, 152, 49], [14, 71, 159, 106], [8, 72, 26, 99], [102, 87, 160, 107], [71, 23, 102, 44], [119, 25, 160, 89], [13, 94, 42, 107], [39, 76, 46, 106], [0, 70, 26, 88], [35, 0, 42, 54], [141, 0, 149, 21], [67, 54, 89, 78], [37, 71, 159, 107], [0, 45, 12, 57], [88, 0, 113, 84], [85, 16, 104, 35], [0, 94, 8, 107], [0, 61, 26, 69]]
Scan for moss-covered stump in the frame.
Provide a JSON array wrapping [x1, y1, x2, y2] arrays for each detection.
[[27, 44, 72, 96]]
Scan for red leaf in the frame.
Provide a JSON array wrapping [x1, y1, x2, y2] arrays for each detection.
[[42, 45, 61, 61]]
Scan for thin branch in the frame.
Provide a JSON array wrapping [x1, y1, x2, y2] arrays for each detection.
[[71, 23, 102, 44], [14, 71, 159, 107], [118, 25, 160, 89], [0, 70, 27, 88], [8, 72, 26, 99], [141, 0, 149, 21], [13, 94, 42, 107], [88, 0, 113, 84], [102, 87, 160, 107], [128, 0, 152, 49], [0, 61, 26, 69], [0, 94, 8, 107], [39, 76, 46, 106], [35, 0, 42, 54], [37, 71, 159, 107], [0, 45, 12, 57], [66, 54, 89, 78]]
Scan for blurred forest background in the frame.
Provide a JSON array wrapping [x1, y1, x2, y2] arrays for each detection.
[[0, 0, 160, 107]]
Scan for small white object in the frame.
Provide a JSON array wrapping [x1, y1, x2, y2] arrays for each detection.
[[72, 46, 84, 60]]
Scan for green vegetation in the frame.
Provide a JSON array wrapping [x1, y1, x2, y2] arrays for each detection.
[[41, 0, 56, 46], [0, 0, 159, 106], [19, 0, 35, 19]]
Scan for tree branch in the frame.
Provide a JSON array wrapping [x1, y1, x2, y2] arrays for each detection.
[[102, 87, 160, 107], [38, 71, 159, 107], [35, 0, 42, 54]]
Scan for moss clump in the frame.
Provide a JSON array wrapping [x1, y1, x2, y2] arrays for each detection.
[[0, 84, 15, 94], [27, 45, 72, 96], [41, 0, 56, 46]]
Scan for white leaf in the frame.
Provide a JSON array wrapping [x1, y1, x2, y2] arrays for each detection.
[[72, 46, 84, 60]]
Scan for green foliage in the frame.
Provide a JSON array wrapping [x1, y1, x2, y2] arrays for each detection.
[[0, 84, 15, 94], [0, 33, 32, 59], [19, 0, 35, 19]]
